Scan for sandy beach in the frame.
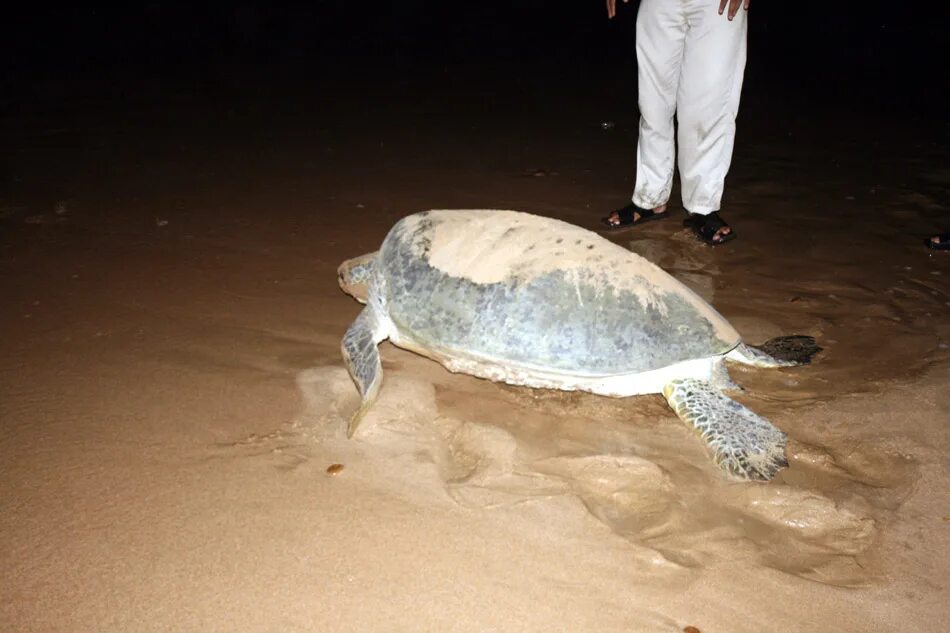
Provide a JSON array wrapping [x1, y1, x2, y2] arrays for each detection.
[[2, 58, 949, 632]]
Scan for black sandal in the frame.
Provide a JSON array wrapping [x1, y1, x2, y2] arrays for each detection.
[[925, 232, 950, 251], [683, 212, 736, 246], [600, 203, 668, 232]]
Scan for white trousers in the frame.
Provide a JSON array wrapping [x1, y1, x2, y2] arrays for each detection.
[[632, 0, 748, 215]]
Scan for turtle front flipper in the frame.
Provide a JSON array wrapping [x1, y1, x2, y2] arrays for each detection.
[[342, 305, 388, 437], [663, 378, 788, 481]]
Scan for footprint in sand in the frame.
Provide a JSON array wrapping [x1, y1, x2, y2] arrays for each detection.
[[718, 483, 878, 586], [435, 418, 566, 508], [724, 485, 876, 555], [531, 454, 680, 539]]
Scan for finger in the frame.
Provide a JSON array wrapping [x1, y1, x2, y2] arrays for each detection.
[[744, 0, 750, 10], [728, 0, 740, 19], [718, 0, 727, 15], [607, 0, 615, 19]]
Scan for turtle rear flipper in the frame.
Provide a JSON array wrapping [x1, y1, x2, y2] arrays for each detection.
[[727, 335, 821, 368], [663, 378, 788, 481], [342, 306, 388, 437]]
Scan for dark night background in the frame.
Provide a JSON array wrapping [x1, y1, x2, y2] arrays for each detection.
[[0, 3, 941, 112], [0, 2, 945, 223]]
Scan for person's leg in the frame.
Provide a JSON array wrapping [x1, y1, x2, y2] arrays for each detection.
[[603, 0, 686, 230], [676, 0, 747, 241], [631, 0, 688, 212]]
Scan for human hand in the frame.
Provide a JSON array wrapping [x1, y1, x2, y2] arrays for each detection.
[[606, 0, 629, 19], [718, 0, 750, 21]]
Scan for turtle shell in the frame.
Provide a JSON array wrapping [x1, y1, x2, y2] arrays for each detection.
[[374, 210, 740, 376]]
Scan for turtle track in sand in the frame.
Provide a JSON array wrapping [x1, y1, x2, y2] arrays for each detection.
[[223, 359, 916, 588]]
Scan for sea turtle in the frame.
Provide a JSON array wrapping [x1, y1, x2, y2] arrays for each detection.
[[337, 209, 819, 481]]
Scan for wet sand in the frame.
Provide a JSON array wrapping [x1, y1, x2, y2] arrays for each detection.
[[2, 68, 949, 631]]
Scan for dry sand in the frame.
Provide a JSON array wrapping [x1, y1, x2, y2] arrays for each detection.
[[2, 73, 949, 632]]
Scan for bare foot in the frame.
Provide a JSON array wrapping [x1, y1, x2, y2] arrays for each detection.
[[711, 225, 732, 243], [926, 232, 950, 250], [684, 212, 736, 246], [603, 203, 668, 228]]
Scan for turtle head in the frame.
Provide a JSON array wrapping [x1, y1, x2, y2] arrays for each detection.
[[337, 251, 378, 304]]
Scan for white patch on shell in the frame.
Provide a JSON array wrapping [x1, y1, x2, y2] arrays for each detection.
[[409, 210, 732, 331]]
